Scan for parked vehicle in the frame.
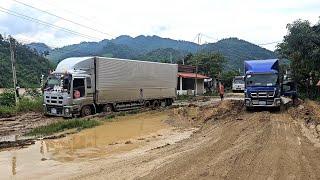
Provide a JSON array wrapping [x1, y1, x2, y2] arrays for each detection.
[[232, 76, 245, 92], [43, 57, 178, 117], [244, 59, 281, 110]]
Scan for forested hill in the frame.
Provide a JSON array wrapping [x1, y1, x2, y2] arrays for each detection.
[[202, 38, 276, 70], [28, 35, 276, 71], [43, 35, 199, 63], [0, 35, 53, 88]]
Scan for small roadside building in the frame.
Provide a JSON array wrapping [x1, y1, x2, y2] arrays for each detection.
[[177, 65, 209, 95]]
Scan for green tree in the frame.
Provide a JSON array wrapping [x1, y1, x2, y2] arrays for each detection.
[[189, 52, 226, 79], [221, 71, 240, 89], [276, 19, 320, 98]]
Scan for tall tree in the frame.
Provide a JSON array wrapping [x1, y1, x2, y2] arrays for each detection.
[[189, 52, 226, 78], [276, 19, 320, 98]]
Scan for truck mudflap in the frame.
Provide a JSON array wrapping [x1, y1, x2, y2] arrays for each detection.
[[43, 104, 78, 117], [244, 98, 281, 107]]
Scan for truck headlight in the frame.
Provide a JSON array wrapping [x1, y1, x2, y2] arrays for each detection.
[[245, 99, 250, 106]]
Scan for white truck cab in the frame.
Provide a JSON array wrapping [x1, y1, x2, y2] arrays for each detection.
[[232, 76, 245, 92]]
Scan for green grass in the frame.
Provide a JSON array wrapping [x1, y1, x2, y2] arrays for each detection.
[[0, 96, 43, 117], [104, 114, 116, 121], [26, 119, 102, 136], [0, 106, 17, 117], [204, 91, 219, 96], [177, 95, 193, 101], [16, 97, 43, 112]]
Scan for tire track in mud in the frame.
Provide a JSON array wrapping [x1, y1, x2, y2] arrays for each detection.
[[141, 103, 320, 180]]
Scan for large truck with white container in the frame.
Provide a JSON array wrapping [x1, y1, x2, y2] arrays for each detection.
[[43, 57, 178, 117]]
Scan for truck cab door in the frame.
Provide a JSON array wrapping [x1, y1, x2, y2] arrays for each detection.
[[72, 78, 86, 105], [281, 81, 297, 98]]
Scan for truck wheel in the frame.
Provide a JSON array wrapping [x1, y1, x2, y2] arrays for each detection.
[[144, 101, 151, 108], [81, 106, 92, 117], [152, 100, 159, 109], [166, 98, 173, 106], [103, 104, 113, 114]]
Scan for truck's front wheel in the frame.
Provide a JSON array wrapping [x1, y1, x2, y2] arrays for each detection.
[[152, 100, 159, 109], [102, 104, 113, 114], [81, 106, 92, 117]]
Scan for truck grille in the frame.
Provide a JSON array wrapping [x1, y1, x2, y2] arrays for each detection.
[[250, 91, 275, 98], [45, 96, 63, 104]]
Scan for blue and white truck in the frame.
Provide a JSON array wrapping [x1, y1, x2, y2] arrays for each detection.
[[244, 59, 282, 110]]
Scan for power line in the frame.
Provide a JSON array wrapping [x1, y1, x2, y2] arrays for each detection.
[[200, 33, 219, 41], [258, 41, 281, 46], [11, 0, 114, 38], [0, 6, 99, 40], [34, 0, 100, 25]]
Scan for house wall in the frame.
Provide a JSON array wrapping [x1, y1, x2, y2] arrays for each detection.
[[176, 77, 205, 95]]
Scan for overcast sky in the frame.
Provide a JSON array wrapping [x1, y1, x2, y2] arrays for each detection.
[[0, 0, 319, 50]]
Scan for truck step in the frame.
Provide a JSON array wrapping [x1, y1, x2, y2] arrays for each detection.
[[117, 106, 141, 111], [115, 102, 143, 112]]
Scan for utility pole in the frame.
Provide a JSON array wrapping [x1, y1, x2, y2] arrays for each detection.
[[194, 33, 201, 96], [9, 36, 18, 104]]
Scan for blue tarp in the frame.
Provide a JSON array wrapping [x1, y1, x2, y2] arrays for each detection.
[[244, 59, 279, 74]]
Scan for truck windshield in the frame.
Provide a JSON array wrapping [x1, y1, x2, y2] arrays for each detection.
[[44, 74, 71, 92], [234, 79, 244, 84], [246, 74, 278, 87], [45, 75, 60, 89]]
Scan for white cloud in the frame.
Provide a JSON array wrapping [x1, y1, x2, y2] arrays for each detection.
[[0, 0, 319, 50]]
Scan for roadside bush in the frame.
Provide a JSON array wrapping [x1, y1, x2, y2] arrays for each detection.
[[0, 90, 15, 106], [25, 88, 42, 97], [0, 95, 43, 117], [16, 97, 43, 112], [0, 106, 17, 117]]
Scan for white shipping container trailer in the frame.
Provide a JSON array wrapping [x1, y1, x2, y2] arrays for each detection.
[[43, 57, 178, 117]]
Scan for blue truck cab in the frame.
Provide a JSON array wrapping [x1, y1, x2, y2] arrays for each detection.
[[244, 59, 282, 110]]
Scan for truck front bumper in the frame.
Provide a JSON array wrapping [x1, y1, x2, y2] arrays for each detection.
[[43, 104, 80, 118], [244, 98, 281, 107]]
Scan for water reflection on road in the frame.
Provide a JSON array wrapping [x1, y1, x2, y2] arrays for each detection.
[[0, 111, 169, 178]]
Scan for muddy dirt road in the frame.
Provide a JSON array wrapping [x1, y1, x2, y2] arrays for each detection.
[[78, 101, 320, 180], [1, 97, 320, 180], [141, 102, 320, 180]]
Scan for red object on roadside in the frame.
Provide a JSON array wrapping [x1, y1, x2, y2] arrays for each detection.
[[74, 90, 80, 99]]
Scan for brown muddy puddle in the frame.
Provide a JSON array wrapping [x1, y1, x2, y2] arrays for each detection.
[[0, 111, 170, 178]]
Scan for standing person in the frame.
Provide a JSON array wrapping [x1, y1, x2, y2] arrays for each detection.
[[219, 82, 224, 101]]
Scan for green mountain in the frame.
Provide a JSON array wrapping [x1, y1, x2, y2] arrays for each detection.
[[202, 38, 276, 70], [137, 48, 188, 63], [27, 42, 52, 55], [0, 35, 53, 88], [28, 35, 276, 71]]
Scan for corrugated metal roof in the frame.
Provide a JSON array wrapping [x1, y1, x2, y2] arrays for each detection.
[[177, 72, 209, 79]]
